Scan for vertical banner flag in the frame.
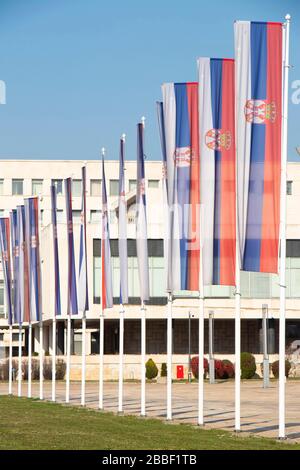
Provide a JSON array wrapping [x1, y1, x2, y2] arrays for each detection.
[[65, 178, 78, 315], [51, 184, 61, 316], [161, 83, 200, 291], [27, 198, 42, 322], [0, 218, 13, 325], [17, 205, 30, 324], [235, 21, 282, 273], [102, 158, 113, 309], [156, 101, 172, 292], [78, 166, 89, 312], [136, 122, 150, 302], [118, 137, 128, 305], [10, 210, 20, 324], [197, 58, 236, 286]]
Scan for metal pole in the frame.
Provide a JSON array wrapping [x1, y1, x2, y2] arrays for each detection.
[[235, 240, 241, 432], [28, 323, 32, 398], [209, 311, 215, 384], [140, 302, 146, 416], [166, 292, 172, 420], [262, 304, 269, 388], [198, 206, 205, 426], [188, 311, 192, 382], [18, 325, 22, 397], [39, 320, 43, 400], [118, 304, 124, 413], [99, 313, 104, 409], [65, 316, 71, 403], [279, 13, 291, 440], [81, 313, 86, 406], [51, 317, 56, 401], [8, 325, 13, 395]]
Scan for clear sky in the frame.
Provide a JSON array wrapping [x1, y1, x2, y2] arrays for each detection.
[[0, 0, 299, 161]]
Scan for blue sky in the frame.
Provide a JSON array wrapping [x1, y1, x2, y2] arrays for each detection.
[[0, 0, 299, 161]]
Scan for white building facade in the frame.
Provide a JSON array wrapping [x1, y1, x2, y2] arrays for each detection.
[[0, 159, 300, 379]]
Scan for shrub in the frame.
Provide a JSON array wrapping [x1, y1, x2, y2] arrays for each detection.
[[214, 359, 225, 379], [23, 359, 40, 380], [161, 363, 167, 377], [145, 358, 158, 380], [43, 359, 52, 380], [191, 356, 209, 379], [55, 359, 66, 380], [222, 359, 235, 379], [271, 360, 291, 379], [241, 352, 256, 379]]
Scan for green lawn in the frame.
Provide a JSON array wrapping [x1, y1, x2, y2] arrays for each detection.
[[0, 395, 298, 450]]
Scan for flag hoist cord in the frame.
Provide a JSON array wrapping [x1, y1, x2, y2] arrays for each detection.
[[81, 312, 86, 406]]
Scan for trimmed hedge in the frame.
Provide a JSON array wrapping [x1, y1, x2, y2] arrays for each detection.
[[191, 356, 209, 379], [271, 360, 291, 379], [241, 352, 256, 379], [222, 359, 235, 379], [161, 363, 167, 377], [145, 358, 158, 380]]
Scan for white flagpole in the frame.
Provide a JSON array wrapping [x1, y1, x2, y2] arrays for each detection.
[[198, 262, 205, 425], [235, 242, 241, 432], [65, 316, 71, 403], [99, 312, 104, 409], [166, 292, 172, 420], [140, 301, 146, 416], [51, 316, 56, 401], [17, 325, 22, 397], [81, 312, 86, 406], [279, 13, 291, 440], [28, 322, 32, 398], [39, 320, 43, 399], [8, 324, 13, 395], [118, 304, 125, 413]]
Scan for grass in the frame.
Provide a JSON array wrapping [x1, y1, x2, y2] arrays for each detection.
[[0, 395, 299, 450]]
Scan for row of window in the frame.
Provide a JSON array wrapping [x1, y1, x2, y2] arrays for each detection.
[[0, 178, 160, 197]]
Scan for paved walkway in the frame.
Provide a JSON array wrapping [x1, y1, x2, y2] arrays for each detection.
[[1, 380, 300, 442]]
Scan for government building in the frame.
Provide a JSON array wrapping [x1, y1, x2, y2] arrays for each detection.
[[0, 159, 300, 379]]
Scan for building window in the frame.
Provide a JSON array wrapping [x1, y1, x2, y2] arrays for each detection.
[[148, 179, 159, 188], [90, 179, 101, 196], [32, 179, 43, 196], [287, 180, 293, 195], [0, 179, 4, 195], [12, 333, 22, 342], [72, 179, 82, 197], [127, 204, 136, 224], [90, 210, 101, 223], [129, 179, 136, 192], [52, 179, 63, 195], [110, 180, 119, 196], [72, 210, 81, 223], [12, 179, 23, 195], [73, 332, 82, 355], [0, 333, 4, 341]]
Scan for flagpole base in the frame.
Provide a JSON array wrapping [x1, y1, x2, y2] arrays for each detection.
[[140, 413, 146, 418]]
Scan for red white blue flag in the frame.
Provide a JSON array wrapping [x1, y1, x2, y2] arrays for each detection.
[[197, 58, 236, 286], [25, 197, 42, 322], [17, 205, 30, 324], [65, 178, 78, 315], [161, 83, 200, 291], [51, 184, 61, 316], [136, 122, 150, 302], [0, 218, 13, 325], [78, 166, 89, 312], [102, 158, 113, 309], [10, 210, 20, 324], [235, 21, 283, 273], [118, 137, 128, 305]]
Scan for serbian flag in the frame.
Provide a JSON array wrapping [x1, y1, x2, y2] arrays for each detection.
[[118, 137, 128, 305], [156, 101, 172, 292], [17, 205, 30, 324], [0, 218, 13, 325], [136, 122, 150, 302], [102, 158, 113, 309], [78, 166, 89, 312], [235, 21, 283, 273], [197, 58, 236, 286], [26, 198, 42, 322], [51, 184, 61, 316], [10, 210, 20, 324], [161, 83, 200, 291], [65, 178, 78, 315]]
